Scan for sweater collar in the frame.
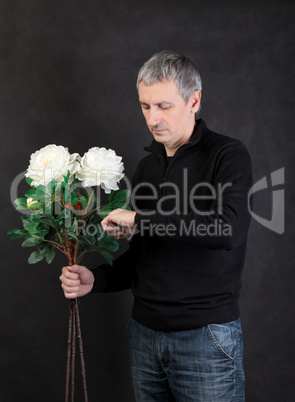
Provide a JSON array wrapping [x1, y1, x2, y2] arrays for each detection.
[[144, 119, 210, 157]]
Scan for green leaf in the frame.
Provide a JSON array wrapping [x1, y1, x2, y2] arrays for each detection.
[[45, 247, 56, 264], [87, 233, 96, 247], [26, 178, 34, 186], [58, 209, 69, 219], [67, 218, 77, 235], [20, 215, 49, 237], [33, 185, 51, 205], [108, 190, 117, 203], [113, 189, 131, 203], [14, 198, 28, 210], [67, 232, 78, 240], [63, 170, 71, 184], [31, 229, 49, 239], [99, 250, 114, 266], [8, 229, 26, 236], [22, 238, 44, 247], [31, 194, 41, 202], [28, 201, 44, 210], [25, 188, 36, 198], [58, 208, 72, 228], [71, 193, 79, 205], [105, 190, 131, 210], [80, 196, 87, 208], [62, 182, 70, 202], [28, 248, 47, 264], [10, 234, 27, 240], [47, 179, 58, 195], [36, 184, 47, 194], [77, 234, 92, 246], [7, 229, 30, 239], [53, 232, 61, 243], [100, 235, 120, 252], [21, 216, 32, 230], [26, 222, 40, 235], [31, 215, 56, 226], [45, 201, 55, 216]]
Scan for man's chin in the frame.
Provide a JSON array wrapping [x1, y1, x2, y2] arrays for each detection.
[[153, 134, 166, 144], [152, 130, 168, 139]]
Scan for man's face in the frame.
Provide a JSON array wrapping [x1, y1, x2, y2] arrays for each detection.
[[138, 79, 201, 155]]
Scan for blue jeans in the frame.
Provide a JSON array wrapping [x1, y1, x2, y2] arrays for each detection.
[[128, 318, 245, 401]]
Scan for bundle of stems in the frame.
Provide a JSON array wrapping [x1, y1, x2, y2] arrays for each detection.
[[65, 297, 88, 402], [63, 235, 88, 402]]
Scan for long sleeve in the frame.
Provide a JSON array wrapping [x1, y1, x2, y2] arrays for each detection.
[[134, 139, 252, 250]]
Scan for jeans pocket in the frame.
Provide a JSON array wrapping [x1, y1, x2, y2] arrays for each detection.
[[205, 323, 235, 362]]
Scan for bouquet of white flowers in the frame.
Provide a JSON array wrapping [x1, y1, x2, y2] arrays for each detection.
[[8, 144, 130, 402]]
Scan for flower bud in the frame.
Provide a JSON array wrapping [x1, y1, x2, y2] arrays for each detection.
[[27, 198, 38, 209]]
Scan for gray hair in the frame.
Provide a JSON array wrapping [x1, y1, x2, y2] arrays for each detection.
[[136, 50, 202, 104]]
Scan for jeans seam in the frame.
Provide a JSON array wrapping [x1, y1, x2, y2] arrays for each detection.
[[229, 322, 237, 401], [229, 322, 236, 358], [237, 329, 242, 349], [206, 325, 235, 362]]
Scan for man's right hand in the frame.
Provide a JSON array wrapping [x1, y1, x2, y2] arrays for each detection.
[[60, 264, 94, 299]]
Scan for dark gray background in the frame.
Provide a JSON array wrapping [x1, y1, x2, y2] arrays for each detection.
[[1, 1, 294, 401]]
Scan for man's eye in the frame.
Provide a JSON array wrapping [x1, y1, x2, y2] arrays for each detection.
[[141, 105, 150, 110], [160, 105, 171, 110]]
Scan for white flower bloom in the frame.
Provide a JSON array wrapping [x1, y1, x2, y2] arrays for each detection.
[[25, 144, 80, 187], [76, 147, 124, 193]]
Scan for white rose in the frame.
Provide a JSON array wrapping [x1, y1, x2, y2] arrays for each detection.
[[25, 144, 80, 187], [76, 147, 124, 193]]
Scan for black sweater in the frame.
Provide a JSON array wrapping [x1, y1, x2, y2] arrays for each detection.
[[91, 119, 252, 331]]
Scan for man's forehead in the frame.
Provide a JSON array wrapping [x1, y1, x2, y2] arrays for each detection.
[[138, 79, 181, 103]]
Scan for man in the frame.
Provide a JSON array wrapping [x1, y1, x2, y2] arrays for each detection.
[[60, 50, 252, 401]]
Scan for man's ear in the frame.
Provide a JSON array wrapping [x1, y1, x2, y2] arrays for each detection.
[[190, 90, 201, 113]]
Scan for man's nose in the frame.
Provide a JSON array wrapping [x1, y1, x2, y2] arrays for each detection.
[[147, 108, 161, 127]]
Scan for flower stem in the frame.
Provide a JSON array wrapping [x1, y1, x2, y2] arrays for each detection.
[[64, 233, 72, 264], [65, 301, 73, 402], [81, 190, 94, 222], [72, 240, 79, 266], [71, 302, 76, 402], [74, 298, 88, 402], [64, 254, 88, 401]]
